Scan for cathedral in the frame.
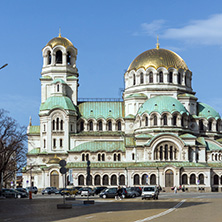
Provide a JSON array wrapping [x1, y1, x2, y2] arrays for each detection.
[[23, 34, 222, 192]]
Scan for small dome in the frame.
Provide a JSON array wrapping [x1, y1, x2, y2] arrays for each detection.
[[47, 155, 61, 164], [128, 48, 188, 72], [137, 96, 188, 115], [198, 103, 221, 120], [46, 35, 74, 49]]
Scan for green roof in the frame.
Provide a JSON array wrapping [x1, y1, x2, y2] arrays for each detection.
[[28, 148, 40, 154], [69, 141, 125, 153], [178, 93, 197, 100], [216, 138, 222, 144], [197, 102, 220, 120], [40, 96, 77, 112], [40, 75, 52, 80], [135, 134, 153, 139], [67, 76, 78, 80], [138, 96, 188, 116], [206, 141, 222, 151], [78, 102, 124, 120], [52, 78, 66, 84], [29, 126, 40, 134], [196, 137, 206, 146], [124, 114, 135, 119], [180, 133, 196, 139], [125, 93, 147, 99]]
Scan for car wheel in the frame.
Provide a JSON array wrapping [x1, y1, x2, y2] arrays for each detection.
[[17, 194, 21, 199], [156, 196, 158, 200], [132, 194, 136, 198], [48, 192, 51, 195], [42, 193, 44, 195], [142, 197, 144, 200], [102, 194, 106, 199], [34, 192, 37, 194]]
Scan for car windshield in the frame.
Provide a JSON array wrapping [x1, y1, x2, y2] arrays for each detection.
[[144, 187, 155, 191]]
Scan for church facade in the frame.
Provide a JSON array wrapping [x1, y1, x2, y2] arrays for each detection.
[[23, 35, 222, 192]]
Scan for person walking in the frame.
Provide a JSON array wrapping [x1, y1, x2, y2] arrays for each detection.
[[174, 186, 177, 194], [115, 186, 122, 200]]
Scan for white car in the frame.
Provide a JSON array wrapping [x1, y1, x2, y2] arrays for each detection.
[[141, 186, 159, 200], [81, 187, 94, 196]]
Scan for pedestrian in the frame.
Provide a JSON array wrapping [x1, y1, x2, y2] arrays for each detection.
[[174, 186, 177, 194], [115, 186, 122, 200]]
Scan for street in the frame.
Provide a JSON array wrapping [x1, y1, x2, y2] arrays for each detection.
[[0, 192, 222, 222]]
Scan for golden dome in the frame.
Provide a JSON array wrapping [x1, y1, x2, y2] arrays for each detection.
[[47, 155, 61, 164], [46, 35, 74, 49], [127, 48, 188, 71]]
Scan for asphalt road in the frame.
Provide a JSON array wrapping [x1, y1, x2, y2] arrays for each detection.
[[0, 192, 222, 222]]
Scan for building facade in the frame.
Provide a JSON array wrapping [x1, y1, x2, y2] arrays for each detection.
[[23, 35, 222, 192]]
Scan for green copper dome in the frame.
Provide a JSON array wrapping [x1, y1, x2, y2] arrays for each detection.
[[197, 103, 220, 120], [137, 96, 188, 115], [40, 96, 77, 112]]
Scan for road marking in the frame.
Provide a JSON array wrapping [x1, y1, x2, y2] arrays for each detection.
[[85, 216, 94, 219], [134, 199, 186, 222]]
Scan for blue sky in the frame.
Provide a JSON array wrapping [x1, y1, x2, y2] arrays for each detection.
[[1, 0, 222, 127]]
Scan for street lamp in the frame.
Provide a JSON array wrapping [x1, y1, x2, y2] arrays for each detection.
[[0, 64, 8, 70]]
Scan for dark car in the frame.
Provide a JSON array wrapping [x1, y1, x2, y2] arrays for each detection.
[[2, 188, 28, 198], [93, 186, 107, 195], [124, 187, 140, 198], [16, 188, 28, 195], [42, 187, 58, 195], [99, 187, 118, 198], [130, 187, 142, 196], [26, 186, 38, 194], [55, 188, 65, 195]]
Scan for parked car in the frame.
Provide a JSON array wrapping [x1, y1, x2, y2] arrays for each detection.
[[2, 188, 28, 198], [99, 187, 118, 198], [80, 187, 94, 196], [93, 186, 107, 195], [141, 186, 159, 200], [16, 188, 28, 195], [42, 187, 58, 195], [55, 188, 65, 195], [125, 187, 140, 198], [74, 186, 82, 195], [60, 188, 78, 196], [26, 186, 38, 194], [130, 187, 142, 196]]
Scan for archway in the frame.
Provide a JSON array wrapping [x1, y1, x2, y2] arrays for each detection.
[[50, 170, 59, 187], [165, 169, 174, 187]]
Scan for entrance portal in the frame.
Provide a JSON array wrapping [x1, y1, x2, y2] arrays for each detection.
[[165, 169, 174, 187], [50, 170, 59, 187]]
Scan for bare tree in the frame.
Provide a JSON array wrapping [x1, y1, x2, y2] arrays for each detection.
[[0, 109, 27, 193]]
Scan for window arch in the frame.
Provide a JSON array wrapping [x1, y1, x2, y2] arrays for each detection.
[[60, 120, 63, 130], [181, 116, 185, 127], [140, 72, 144, 84], [190, 174, 196, 184], [113, 153, 116, 161], [145, 116, 148, 126], [177, 72, 181, 84], [98, 120, 103, 131], [153, 115, 157, 126], [172, 115, 177, 126], [67, 51, 71, 65], [103, 175, 109, 185], [94, 175, 101, 185], [117, 121, 122, 131], [208, 120, 212, 131], [56, 118, 59, 130], [82, 154, 85, 161], [79, 120, 84, 132], [119, 175, 125, 185], [102, 153, 105, 161], [182, 174, 188, 184], [199, 120, 204, 131], [111, 175, 117, 185], [56, 50, 62, 64], [57, 84, 60, 92], [159, 71, 163, 83], [134, 174, 140, 185], [89, 120, 93, 131], [150, 174, 156, 185], [149, 72, 153, 83], [98, 154, 101, 161], [213, 175, 219, 185], [133, 74, 136, 85], [198, 174, 204, 184], [163, 114, 167, 126], [78, 175, 84, 185], [47, 51, 51, 65], [168, 71, 173, 83], [142, 174, 148, 185], [52, 120, 55, 130], [107, 120, 112, 131], [117, 153, 121, 161]]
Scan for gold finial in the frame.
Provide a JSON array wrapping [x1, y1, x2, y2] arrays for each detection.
[[29, 116, 32, 126], [156, 35, 160, 49], [59, 27, 61, 37]]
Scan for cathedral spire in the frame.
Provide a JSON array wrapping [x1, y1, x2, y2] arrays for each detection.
[[59, 27, 61, 37], [29, 116, 32, 126], [156, 35, 160, 49]]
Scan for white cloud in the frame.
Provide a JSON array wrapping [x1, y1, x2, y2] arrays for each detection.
[[141, 19, 165, 36], [162, 14, 222, 45]]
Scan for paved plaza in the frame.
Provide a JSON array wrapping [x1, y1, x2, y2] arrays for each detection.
[[0, 192, 222, 222]]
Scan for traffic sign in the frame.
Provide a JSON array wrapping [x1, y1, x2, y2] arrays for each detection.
[[60, 167, 67, 174], [59, 160, 66, 167]]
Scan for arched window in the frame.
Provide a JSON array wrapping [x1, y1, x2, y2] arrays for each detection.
[[153, 115, 157, 126], [182, 174, 188, 184], [150, 174, 156, 185], [208, 120, 212, 131], [132, 153, 135, 160], [134, 174, 140, 185], [215, 154, 218, 161], [172, 115, 177, 126], [113, 153, 116, 161], [43, 139, 46, 148], [118, 154, 121, 161], [102, 154, 105, 161], [163, 114, 167, 126], [145, 116, 148, 126], [142, 174, 148, 185], [213, 175, 219, 185], [98, 154, 101, 161], [140, 73, 144, 84], [149, 72, 153, 83], [185, 75, 188, 86], [56, 118, 59, 130], [67, 52, 71, 65], [199, 174, 204, 184], [78, 175, 84, 185], [111, 175, 117, 185], [159, 71, 163, 83], [190, 174, 196, 184], [86, 175, 92, 186], [117, 121, 121, 131], [133, 74, 136, 85], [119, 175, 125, 185], [177, 72, 181, 84], [52, 120, 55, 130], [181, 116, 185, 127], [53, 139, 56, 148], [57, 84, 59, 92], [56, 50, 62, 64], [60, 120, 63, 130], [86, 154, 89, 161], [80, 120, 84, 132], [47, 51, 51, 65], [60, 139, 63, 147], [216, 120, 220, 132], [89, 121, 93, 131], [82, 154, 85, 161], [98, 120, 103, 131], [159, 146, 163, 160], [199, 120, 204, 131], [107, 120, 112, 131], [94, 175, 101, 186], [169, 72, 173, 83], [103, 175, 109, 185]]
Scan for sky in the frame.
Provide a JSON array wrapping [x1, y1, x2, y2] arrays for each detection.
[[1, 0, 222, 127]]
